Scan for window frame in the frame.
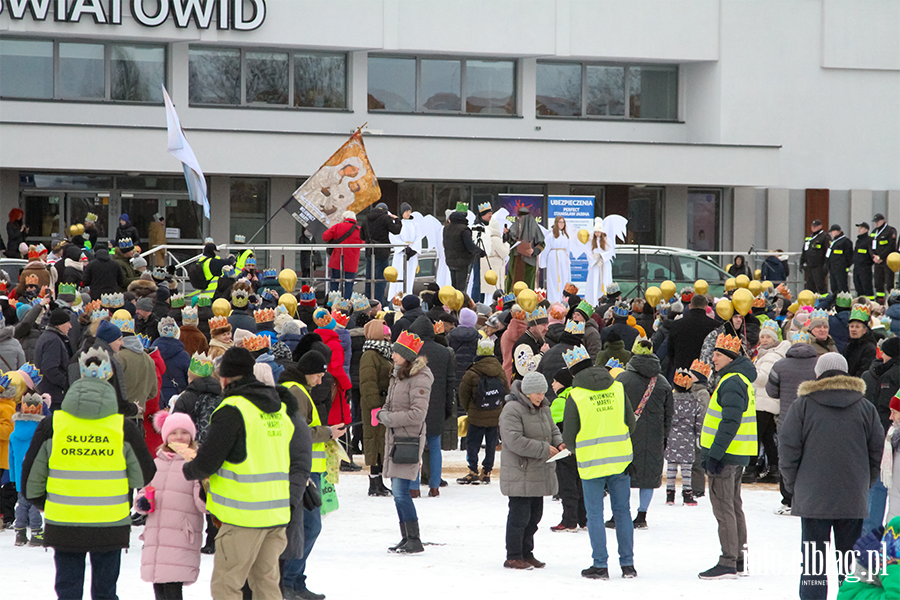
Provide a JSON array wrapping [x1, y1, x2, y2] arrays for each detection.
[[535, 60, 678, 122], [368, 54, 518, 117], [188, 45, 349, 111], [0, 36, 166, 105]]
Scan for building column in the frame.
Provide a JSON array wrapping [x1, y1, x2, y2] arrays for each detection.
[[766, 189, 790, 251], [732, 187, 758, 256], [850, 190, 873, 230], [0, 170, 20, 223], [888, 190, 900, 227]]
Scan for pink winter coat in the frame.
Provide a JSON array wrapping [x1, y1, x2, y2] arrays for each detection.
[[135, 449, 206, 585]]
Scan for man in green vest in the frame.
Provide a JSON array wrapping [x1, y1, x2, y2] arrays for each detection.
[[183, 347, 308, 599], [561, 345, 637, 581], [279, 350, 346, 600], [21, 347, 156, 600], [698, 333, 758, 580]]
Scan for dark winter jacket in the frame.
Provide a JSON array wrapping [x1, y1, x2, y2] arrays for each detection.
[[562, 365, 636, 460], [583, 318, 602, 360], [595, 339, 632, 368], [844, 330, 877, 379], [409, 315, 456, 438], [443, 212, 479, 270], [115, 223, 140, 246], [172, 376, 223, 446], [135, 313, 160, 343], [82, 249, 124, 300], [779, 374, 883, 519], [151, 337, 190, 407], [6, 220, 25, 258], [14, 303, 44, 362], [827, 234, 853, 276], [228, 307, 257, 334], [829, 310, 851, 353], [537, 333, 579, 400], [615, 354, 674, 489], [760, 255, 787, 283], [112, 248, 138, 290], [22, 377, 156, 553], [34, 326, 72, 410], [348, 327, 366, 389], [291, 333, 335, 421], [666, 308, 720, 371], [359, 343, 392, 466], [766, 343, 819, 420], [363, 206, 402, 261], [600, 319, 638, 353], [863, 357, 900, 436], [391, 306, 426, 342], [459, 355, 508, 428], [700, 355, 757, 467], [448, 325, 480, 386]]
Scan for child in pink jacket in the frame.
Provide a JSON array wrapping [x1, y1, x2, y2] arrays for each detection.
[[135, 411, 206, 600]]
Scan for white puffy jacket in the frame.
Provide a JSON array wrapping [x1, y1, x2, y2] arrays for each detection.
[[753, 340, 791, 414]]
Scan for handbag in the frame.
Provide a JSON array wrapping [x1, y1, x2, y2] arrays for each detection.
[[633, 376, 658, 421], [302, 478, 322, 511], [390, 436, 420, 464]]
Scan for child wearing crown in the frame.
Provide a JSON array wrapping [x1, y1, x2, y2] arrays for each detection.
[[665, 370, 705, 507], [8, 389, 49, 546]]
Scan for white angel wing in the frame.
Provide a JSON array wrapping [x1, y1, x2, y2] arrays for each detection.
[[537, 224, 551, 268], [466, 210, 476, 227], [602, 214, 629, 259], [493, 207, 511, 230], [569, 235, 590, 260], [411, 212, 443, 252]]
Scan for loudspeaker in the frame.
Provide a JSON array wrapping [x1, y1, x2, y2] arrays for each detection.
[[628, 198, 652, 233]]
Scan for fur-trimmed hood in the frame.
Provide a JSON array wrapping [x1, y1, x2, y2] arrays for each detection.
[[408, 355, 428, 377], [127, 278, 158, 297], [797, 374, 866, 408]]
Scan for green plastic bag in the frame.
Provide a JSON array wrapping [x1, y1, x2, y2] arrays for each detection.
[[320, 473, 339, 515]]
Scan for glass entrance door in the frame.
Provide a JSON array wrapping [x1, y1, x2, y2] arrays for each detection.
[[23, 193, 63, 245], [68, 194, 110, 240]]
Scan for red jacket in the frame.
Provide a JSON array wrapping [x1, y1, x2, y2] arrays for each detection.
[[316, 328, 352, 424], [322, 218, 362, 272], [142, 348, 166, 455]]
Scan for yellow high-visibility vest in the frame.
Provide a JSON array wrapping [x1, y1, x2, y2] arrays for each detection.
[[570, 381, 632, 480], [45, 412, 129, 526], [700, 372, 757, 456], [236, 249, 254, 273], [283, 381, 327, 473], [207, 395, 293, 528], [198, 256, 219, 297]]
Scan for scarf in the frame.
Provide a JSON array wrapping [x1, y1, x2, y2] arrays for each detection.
[[883, 424, 900, 491], [363, 339, 392, 360], [210, 338, 232, 351]]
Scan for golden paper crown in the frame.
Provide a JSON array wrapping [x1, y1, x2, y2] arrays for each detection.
[[752, 296, 766, 308], [254, 308, 275, 323], [242, 334, 271, 352], [714, 333, 741, 355], [690, 359, 712, 378], [674, 369, 693, 389], [25, 274, 39, 286], [433, 320, 445, 335], [564, 282, 579, 295], [209, 315, 230, 331]]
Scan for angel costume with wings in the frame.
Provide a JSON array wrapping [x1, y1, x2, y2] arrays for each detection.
[[540, 227, 573, 304], [572, 215, 628, 306], [399, 211, 447, 292], [387, 215, 422, 298]]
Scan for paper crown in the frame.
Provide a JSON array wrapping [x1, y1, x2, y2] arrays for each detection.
[[331, 310, 350, 328], [534, 288, 547, 303], [275, 304, 289, 317], [59, 283, 77, 296], [313, 307, 333, 328], [807, 309, 829, 324], [189, 352, 214, 377], [91, 309, 110, 322], [752, 295, 766, 308], [351, 293, 370, 313], [395, 330, 424, 356], [511, 306, 527, 320], [549, 303, 568, 321], [326, 290, 342, 307], [497, 292, 516, 310], [262, 268, 277, 279], [231, 289, 249, 307], [0, 373, 13, 399], [111, 313, 134, 334], [85, 212, 98, 222], [792, 331, 812, 344], [221, 264, 236, 278], [27, 246, 41, 260], [680, 287, 694, 302], [526, 306, 549, 325], [181, 306, 199, 326], [209, 315, 230, 332], [204, 237, 214, 244], [332, 297, 352, 313], [564, 320, 585, 335], [20, 391, 44, 414], [0, 281, 7, 293], [137, 334, 152, 349], [170, 293, 186, 309], [197, 295, 211, 308], [19, 363, 42, 388], [850, 304, 871, 323], [714, 333, 741, 355], [254, 308, 275, 323], [118, 237, 134, 249], [632, 335, 652, 355], [455, 201, 469, 213], [564, 282, 579, 296], [836, 291, 853, 308], [85, 299, 101, 313], [606, 282, 621, 295], [760, 319, 780, 339], [563, 345, 591, 369], [478, 201, 492, 214], [433, 320, 445, 335], [690, 359, 712, 378], [259, 288, 277, 302], [299, 285, 316, 304], [392, 293, 403, 307], [605, 358, 624, 370], [776, 284, 791, 301], [101, 292, 124, 308], [576, 300, 594, 318], [79, 347, 113, 380], [245, 256, 256, 267], [244, 334, 271, 352], [234, 234, 246, 243], [674, 369, 693, 389], [24, 274, 39, 286], [158, 316, 179, 338], [612, 302, 629, 318]]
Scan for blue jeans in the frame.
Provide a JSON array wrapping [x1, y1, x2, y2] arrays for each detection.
[[391, 477, 418, 523], [863, 477, 887, 534], [282, 472, 323, 592], [54, 549, 121, 600], [638, 488, 654, 512], [582, 472, 634, 568], [410, 435, 442, 490], [471, 260, 482, 303], [329, 268, 354, 299], [367, 256, 390, 306], [15, 492, 42, 530]]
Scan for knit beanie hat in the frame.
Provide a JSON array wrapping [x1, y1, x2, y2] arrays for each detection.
[[401, 295, 420, 312], [364, 318, 387, 341], [16, 303, 30, 321], [96, 320, 122, 344], [890, 393, 900, 413], [153, 410, 196, 445], [477, 338, 494, 356], [521, 372, 548, 396], [553, 368, 573, 389], [136, 297, 153, 312], [49, 308, 70, 327], [297, 350, 327, 375], [807, 313, 829, 331], [219, 347, 256, 378], [459, 308, 477, 328], [882, 337, 900, 359], [815, 352, 848, 377]]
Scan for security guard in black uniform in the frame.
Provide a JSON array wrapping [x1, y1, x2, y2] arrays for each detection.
[[853, 222, 874, 299], [826, 224, 852, 294], [800, 219, 829, 293], [871, 213, 898, 302]]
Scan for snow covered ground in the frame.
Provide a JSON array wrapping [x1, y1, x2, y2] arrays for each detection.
[[2, 451, 850, 599]]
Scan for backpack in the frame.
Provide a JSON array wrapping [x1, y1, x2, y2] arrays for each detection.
[[187, 257, 208, 290], [475, 374, 506, 410], [190, 392, 223, 445]]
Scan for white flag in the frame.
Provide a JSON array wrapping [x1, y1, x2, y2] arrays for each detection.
[[162, 85, 210, 219]]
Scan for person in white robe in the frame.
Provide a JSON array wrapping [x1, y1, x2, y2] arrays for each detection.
[[542, 216, 572, 304]]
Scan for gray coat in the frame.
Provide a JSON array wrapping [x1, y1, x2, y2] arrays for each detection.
[[0, 324, 25, 371], [378, 356, 434, 481], [766, 343, 818, 419], [779, 374, 883, 519], [499, 380, 563, 497]]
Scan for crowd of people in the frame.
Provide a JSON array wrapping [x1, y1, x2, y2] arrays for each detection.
[[1, 205, 900, 600]]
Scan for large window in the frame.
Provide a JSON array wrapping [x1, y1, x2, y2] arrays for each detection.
[[0, 38, 164, 103], [537, 61, 677, 120], [368, 56, 516, 115], [189, 47, 347, 109], [687, 189, 721, 252]]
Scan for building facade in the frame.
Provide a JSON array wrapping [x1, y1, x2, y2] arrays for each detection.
[[1, 0, 898, 269]]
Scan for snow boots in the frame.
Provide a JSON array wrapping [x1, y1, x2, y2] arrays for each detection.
[[390, 520, 424, 554], [457, 470, 481, 485], [633, 511, 648, 529], [29, 528, 43, 547], [666, 490, 675, 505], [480, 468, 492, 484], [14, 528, 27, 546], [683, 490, 698, 506], [368, 475, 392, 497]]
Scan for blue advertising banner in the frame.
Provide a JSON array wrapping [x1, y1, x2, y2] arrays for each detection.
[[547, 195, 596, 295]]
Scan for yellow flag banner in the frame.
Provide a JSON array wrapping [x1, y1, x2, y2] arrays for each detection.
[[289, 131, 381, 238]]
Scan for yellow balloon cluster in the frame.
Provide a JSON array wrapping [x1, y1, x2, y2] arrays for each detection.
[[450, 290, 464, 312], [484, 270, 498, 286], [797, 289, 815, 307], [732, 288, 753, 316], [694, 279, 709, 295], [645, 286, 661, 307], [517, 289, 538, 312], [753, 269, 762, 281], [660, 280, 676, 301], [716, 299, 734, 321], [735, 274, 750, 289], [383, 266, 398, 283], [278, 269, 297, 293], [279, 293, 297, 317], [439, 285, 456, 306], [748, 280, 762, 296], [725, 278, 736, 292], [513, 281, 528, 296]]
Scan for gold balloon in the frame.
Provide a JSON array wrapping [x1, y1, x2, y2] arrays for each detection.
[[725, 278, 736, 292], [754, 269, 762, 281], [660, 280, 676, 301], [788, 302, 800, 314], [439, 285, 456, 306], [517, 289, 538, 313], [383, 266, 398, 283], [735, 274, 750, 289], [716, 299, 734, 321], [797, 289, 815, 307], [279, 293, 298, 317], [732, 288, 754, 316], [645, 286, 662, 307], [748, 280, 762, 296], [278, 269, 297, 293], [577, 229, 590, 244], [513, 281, 528, 296], [725, 263, 732, 274], [694, 279, 709, 296], [450, 290, 464, 312], [762, 280, 774, 290], [888, 252, 900, 273], [484, 270, 498, 286], [212, 298, 232, 317]]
